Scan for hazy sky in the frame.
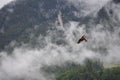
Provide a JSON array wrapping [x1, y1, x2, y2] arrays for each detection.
[[0, 0, 14, 9]]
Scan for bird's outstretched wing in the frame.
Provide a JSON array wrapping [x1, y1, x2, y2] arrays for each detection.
[[77, 35, 87, 44], [77, 38, 83, 43]]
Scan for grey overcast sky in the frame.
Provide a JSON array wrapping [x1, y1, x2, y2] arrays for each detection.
[[0, 0, 14, 9]]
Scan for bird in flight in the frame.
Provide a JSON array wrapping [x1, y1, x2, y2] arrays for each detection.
[[77, 35, 87, 44]]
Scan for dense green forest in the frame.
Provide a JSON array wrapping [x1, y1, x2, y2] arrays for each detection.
[[43, 59, 120, 80]]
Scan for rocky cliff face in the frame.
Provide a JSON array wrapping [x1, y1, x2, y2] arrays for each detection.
[[0, 0, 120, 50], [0, 0, 79, 50]]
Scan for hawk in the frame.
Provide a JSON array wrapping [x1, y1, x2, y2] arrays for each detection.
[[77, 35, 87, 44]]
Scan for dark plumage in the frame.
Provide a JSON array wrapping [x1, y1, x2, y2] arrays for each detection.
[[77, 35, 87, 44]]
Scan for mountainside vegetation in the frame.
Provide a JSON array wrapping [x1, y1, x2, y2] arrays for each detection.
[[43, 59, 120, 80]]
